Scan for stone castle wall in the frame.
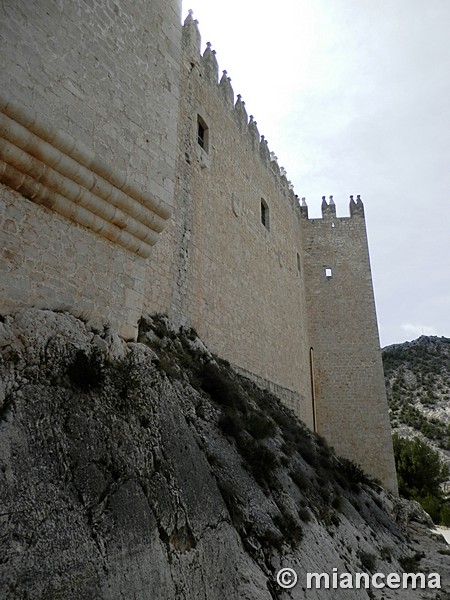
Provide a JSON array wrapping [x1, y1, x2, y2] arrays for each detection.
[[0, 5, 397, 490], [0, 184, 148, 338], [1, 0, 181, 203], [144, 15, 314, 424], [0, 0, 181, 338]]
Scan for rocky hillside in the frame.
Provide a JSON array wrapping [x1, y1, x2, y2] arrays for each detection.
[[1, 310, 449, 599], [383, 336, 450, 471]]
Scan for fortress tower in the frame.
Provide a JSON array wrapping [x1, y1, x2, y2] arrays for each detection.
[[0, 0, 181, 338], [301, 197, 398, 492], [0, 3, 397, 492]]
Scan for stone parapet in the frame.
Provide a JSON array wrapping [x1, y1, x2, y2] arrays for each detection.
[[231, 363, 307, 418]]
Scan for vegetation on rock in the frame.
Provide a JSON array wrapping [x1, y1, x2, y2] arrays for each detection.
[[393, 434, 450, 525], [383, 336, 450, 525], [1, 310, 449, 599]]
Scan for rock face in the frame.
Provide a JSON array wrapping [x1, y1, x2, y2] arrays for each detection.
[[0, 310, 449, 599]]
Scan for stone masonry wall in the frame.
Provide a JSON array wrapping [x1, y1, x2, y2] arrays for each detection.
[[145, 14, 314, 426], [0, 185, 147, 339], [0, 5, 397, 489], [1, 0, 181, 207], [0, 0, 182, 337], [301, 199, 398, 493]]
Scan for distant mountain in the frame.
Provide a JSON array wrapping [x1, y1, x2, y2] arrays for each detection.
[[382, 336, 450, 471]]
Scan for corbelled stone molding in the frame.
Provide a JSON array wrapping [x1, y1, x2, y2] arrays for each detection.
[[0, 95, 173, 258]]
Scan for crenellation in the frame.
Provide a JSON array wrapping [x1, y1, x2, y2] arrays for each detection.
[[219, 70, 235, 107], [321, 195, 336, 218], [179, 16, 302, 205], [259, 135, 270, 165], [349, 194, 365, 217], [202, 42, 219, 84], [247, 116, 260, 150], [234, 94, 248, 130], [182, 10, 201, 58], [299, 197, 309, 218]]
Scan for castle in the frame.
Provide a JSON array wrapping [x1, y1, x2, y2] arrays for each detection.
[[0, 1, 397, 492]]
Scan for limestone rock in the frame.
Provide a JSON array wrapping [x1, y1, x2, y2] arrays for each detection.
[[0, 310, 449, 599]]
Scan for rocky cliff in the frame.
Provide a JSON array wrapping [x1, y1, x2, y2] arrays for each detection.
[[1, 310, 449, 599], [383, 336, 450, 472]]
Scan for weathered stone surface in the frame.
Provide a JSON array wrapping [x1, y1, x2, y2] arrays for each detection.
[[0, 1, 396, 490], [0, 310, 449, 599], [0, 0, 180, 339]]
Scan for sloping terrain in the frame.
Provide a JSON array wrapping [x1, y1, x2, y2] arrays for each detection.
[[383, 336, 450, 471], [0, 310, 449, 599]]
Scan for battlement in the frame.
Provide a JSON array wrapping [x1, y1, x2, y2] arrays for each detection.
[[300, 194, 365, 221], [182, 11, 299, 213], [182, 13, 368, 231]]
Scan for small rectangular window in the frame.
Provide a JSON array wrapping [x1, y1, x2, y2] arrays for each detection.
[[197, 115, 209, 152], [325, 267, 332, 278], [261, 198, 269, 230], [197, 122, 205, 147]]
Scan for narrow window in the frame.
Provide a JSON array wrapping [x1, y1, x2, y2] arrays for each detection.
[[197, 115, 209, 152], [261, 198, 269, 230], [197, 121, 205, 147], [310, 347, 317, 433], [325, 267, 332, 279], [297, 252, 301, 273]]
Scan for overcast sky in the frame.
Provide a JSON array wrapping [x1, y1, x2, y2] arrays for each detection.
[[182, 0, 450, 347]]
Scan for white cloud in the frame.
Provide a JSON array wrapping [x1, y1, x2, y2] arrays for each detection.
[[401, 323, 437, 339]]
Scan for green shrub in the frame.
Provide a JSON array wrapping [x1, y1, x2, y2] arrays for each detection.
[[258, 528, 284, 551], [318, 486, 330, 503], [297, 441, 318, 466], [298, 507, 311, 522], [67, 349, 104, 390], [393, 434, 449, 523], [152, 315, 175, 340], [244, 412, 276, 439], [359, 551, 376, 572], [314, 433, 328, 447], [394, 434, 445, 497], [180, 325, 199, 341], [399, 553, 423, 572], [336, 457, 374, 490], [200, 363, 243, 410], [380, 546, 392, 562], [331, 495, 344, 512], [440, 502, 450, 526], [290, 468, 310, 491], [218, 413, 242, 438], [153, 353, 178, 378], [418, 494, 442, 523], [109, 352, 147, 408], [317, 507, 339, 528], [273, 508, 303, 547], [237, 437, 279, 488]]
